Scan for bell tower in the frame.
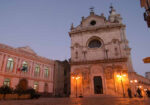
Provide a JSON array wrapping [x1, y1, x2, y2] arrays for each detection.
[[69, 6, 133, 97]]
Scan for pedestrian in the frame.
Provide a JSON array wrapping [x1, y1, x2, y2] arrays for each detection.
[[146, 89, 150, 97], [127, 88, 132, 98], [137, 88, 143, 98]]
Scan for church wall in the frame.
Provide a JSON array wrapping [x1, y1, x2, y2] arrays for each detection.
[[71, 28, 126, 62]]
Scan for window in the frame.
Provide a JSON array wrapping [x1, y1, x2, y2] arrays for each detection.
[[44, 67, 49, 78], [6, 58, 14, 71], [88, 39, 102, 48], [33, 82, 38, 91], [34, 64, 40, 77], [21, 61, 28, 72], [90, 20, 96, 26], [3, 78, 10, 87]]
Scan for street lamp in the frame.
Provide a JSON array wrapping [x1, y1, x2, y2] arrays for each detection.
[[130, 79, 138, 96], [116, 73, 126, 97], [72, 76, 80, 98]]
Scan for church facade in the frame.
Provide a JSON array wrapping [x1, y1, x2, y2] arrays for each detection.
[[69, 7, 135, 97]]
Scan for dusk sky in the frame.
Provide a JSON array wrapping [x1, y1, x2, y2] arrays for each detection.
[[0, 0, 150, 76]]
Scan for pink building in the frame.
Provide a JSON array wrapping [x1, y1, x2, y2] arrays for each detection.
[[0, 43, 54, 94]]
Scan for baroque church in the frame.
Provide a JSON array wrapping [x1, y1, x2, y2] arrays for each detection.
[[69, 6, 135, 97]]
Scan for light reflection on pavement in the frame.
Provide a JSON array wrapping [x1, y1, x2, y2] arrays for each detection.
[[0, 97, 150, 105]]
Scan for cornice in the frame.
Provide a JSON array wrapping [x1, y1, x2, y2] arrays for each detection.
[[69, 24, 126, 37], [71, 57, 128, 66], [0, 44, 54, 65], [0, 72, 53, 83]]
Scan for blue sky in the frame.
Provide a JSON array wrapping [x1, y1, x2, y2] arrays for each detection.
[[0, 0, 150, 76]]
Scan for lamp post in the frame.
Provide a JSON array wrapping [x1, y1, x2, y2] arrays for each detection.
[[117, 73, 126, 97], [130, 79, 138, 96], [72, 76, 80, 98]]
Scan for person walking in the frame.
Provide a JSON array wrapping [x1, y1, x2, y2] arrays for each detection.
[[127, 88, 132, 98], [146, 89, 150, 97], [137, 88, 143, 98]]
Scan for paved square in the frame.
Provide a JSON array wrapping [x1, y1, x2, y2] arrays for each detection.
[[0, 97, 150, 105]]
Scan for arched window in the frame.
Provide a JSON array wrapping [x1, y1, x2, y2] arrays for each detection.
[[34, 64, 40, 77], [3, 78, 10, 87], [88, 39, 102, 48], [21, 61, 28, 72], [6, 58, 14, 71]]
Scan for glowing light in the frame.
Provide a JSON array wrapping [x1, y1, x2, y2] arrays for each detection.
[[139, 86, 142, 88], [72, 76, 80, 80], [134, 80, 138, 83], [123, 74, 126, 77], [116, 75, 122, 78], [76, 77, 80, 80], [130, 80, 133, 83], [117, 75, 120, 78]]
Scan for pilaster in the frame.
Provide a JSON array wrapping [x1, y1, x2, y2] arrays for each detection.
[[0, 53, 4, 71], [2, 54, 8, 72]]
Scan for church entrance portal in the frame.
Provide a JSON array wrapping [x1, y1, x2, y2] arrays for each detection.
[[94, 76, 103, 94]]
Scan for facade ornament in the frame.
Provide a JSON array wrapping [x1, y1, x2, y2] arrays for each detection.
[[108, 4, 122, 23], [82, 16, 84, 21], [70, 23, 74, 30], [89, 6, 95, 15]]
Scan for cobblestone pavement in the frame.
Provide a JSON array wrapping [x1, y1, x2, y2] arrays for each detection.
[[0, 97, 150, 105]]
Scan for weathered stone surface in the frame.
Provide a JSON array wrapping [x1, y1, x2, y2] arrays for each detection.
[[1, 97, 150, 105]]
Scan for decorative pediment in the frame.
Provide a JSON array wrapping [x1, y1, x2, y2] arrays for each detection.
[[81, 14, 106, 27], [16, 46, 37, 55]]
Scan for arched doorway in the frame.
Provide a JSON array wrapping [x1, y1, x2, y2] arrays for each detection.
[[18, 79, 28, 90], [93, 76, 103, 94]]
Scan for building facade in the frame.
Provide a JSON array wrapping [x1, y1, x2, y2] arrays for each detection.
[[129, 72, 150, 97], [146, 72, 150, 79], [69, 6, 140, 97], [54, 60, 70, 97], [140, 0, 150, 27], [0, 43, 54, 94]]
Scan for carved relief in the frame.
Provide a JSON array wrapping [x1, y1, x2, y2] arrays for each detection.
[[105, 68, 113, 79], [91, 65, 103, 74]]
